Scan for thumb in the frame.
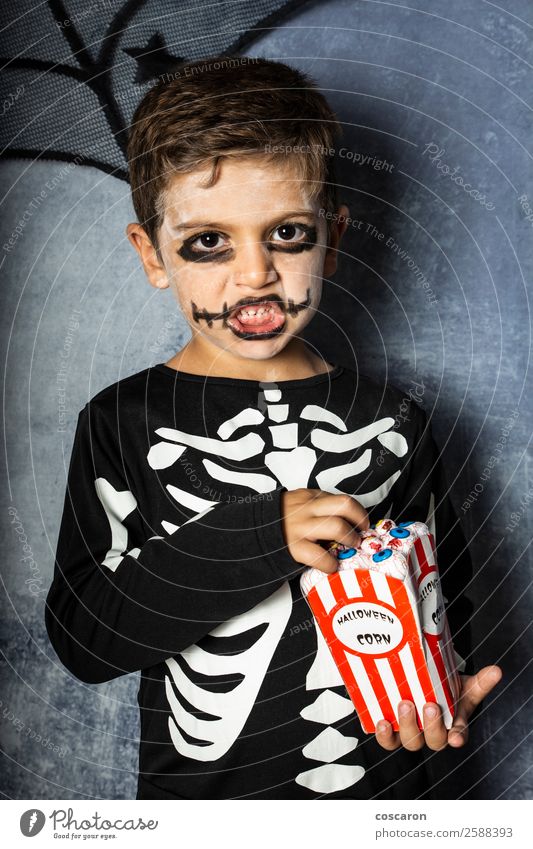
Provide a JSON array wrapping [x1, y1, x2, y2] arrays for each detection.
[[462, 665, 503, 711]]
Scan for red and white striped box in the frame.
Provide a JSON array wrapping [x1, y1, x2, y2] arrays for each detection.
[[300, 520, 462, 734]]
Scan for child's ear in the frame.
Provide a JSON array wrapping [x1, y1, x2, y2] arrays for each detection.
[[126, 223, 169, 289], [323, 204, 350, 278]]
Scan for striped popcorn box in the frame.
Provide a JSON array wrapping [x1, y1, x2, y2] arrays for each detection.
[[300, 520, 462, 734]]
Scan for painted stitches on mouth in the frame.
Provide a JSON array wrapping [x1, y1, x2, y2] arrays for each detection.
[[191, 288, 312, 331]]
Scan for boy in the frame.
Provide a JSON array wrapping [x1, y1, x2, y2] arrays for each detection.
[[45, 56, 501, 800]]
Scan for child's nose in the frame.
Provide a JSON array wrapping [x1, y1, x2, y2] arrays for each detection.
[[232, 240, 278, 288]]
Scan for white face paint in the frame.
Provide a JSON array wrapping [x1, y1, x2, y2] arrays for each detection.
[[155, 156, 334, 379]]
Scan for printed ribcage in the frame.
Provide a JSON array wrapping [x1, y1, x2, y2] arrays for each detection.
[[164, 582, 292, 761]]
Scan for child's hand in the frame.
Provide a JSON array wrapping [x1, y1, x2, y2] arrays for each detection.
[[281, 488, 369, 573], [375, 665, 503, 751]]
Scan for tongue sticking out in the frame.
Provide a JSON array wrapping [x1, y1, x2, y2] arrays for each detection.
[[228, 301, 286, 335]]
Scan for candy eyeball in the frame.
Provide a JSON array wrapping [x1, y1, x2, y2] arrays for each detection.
[[372, 548, 393, 562], [389, 527, 410, 539], [375, 519, 396, 534], [337, 547, 357, 560], [360, 537, 383, 555]]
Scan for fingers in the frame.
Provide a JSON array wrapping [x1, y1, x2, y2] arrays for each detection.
[[376, 703, 450, 751], [296, 539, 339, 573], [397, 701, 425, 750], [448, 719, 469, 747], [376, 702, 428, 751], [310, 491, 370, 533], [306, 514, 363, 550], [422, 703, 448, 750], [280, 490, 370, 564], [375, 720, 401, 750], [376, 694, 485, 752]]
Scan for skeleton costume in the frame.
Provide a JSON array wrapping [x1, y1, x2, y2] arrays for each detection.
[[45, 362, 473, 799]]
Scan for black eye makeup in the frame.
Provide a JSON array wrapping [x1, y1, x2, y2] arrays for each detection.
[[177, 231, 232, 263], [176, 222, 318, 263], [269, 223, 317, 252]]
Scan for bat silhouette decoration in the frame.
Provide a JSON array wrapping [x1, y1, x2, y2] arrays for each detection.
[[0, 0, 312, 180]]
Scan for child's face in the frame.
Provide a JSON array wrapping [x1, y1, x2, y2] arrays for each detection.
[[127, 156, 347, 369]]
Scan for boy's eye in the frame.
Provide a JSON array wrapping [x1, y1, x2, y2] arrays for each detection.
[[271, 224, 306, 243], [192, 232, 226, 252], [270, 223, 317, 251], [177, 231, 230, 262]]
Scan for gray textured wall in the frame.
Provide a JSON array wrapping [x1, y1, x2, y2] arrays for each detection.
[[1, 0, 531, 799]]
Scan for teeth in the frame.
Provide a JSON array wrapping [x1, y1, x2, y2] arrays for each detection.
[[236, 305, 275, 319]]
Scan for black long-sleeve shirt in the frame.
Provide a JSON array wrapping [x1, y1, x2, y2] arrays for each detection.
[[45, 362, 473, 799]]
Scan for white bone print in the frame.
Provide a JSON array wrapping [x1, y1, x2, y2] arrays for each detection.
[[295, 617, 365, 794], [95, 478, 141, 571], [155, 391, 402, 522], [165, 582, 292, 761]]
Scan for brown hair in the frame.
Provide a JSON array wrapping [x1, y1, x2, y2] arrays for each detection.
[[126, 55, 342, 249]]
